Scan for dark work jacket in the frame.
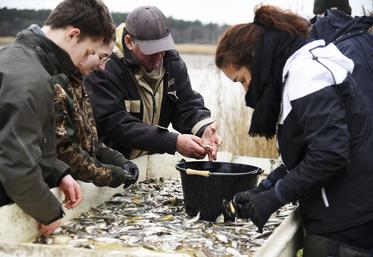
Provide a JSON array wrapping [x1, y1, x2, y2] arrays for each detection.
[[0, 27, 75, 224], [275, 41, 373, 234], [310, 10, 373, 115], [85, 50, 212, 159]]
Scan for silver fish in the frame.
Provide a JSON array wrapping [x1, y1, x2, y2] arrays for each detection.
[[35, 177, 296, 256]]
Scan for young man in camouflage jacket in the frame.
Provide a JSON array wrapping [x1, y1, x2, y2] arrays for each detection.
[[54, 40, 139, 188]]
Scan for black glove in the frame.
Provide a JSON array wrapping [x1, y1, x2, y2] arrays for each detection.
[[222, 184, 263, 222], [266, 164, 288, 187], [96, 146, 128, 167], [108, 162, 139, 189], [233, 188, 284, 232], [244, 164, 288, 195], [122, 160, 139, 189]]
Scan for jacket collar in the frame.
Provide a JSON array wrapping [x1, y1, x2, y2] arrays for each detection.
[[311, 10, 373, 44], [16, 25, 76, 76], [113, 23, 139, 68]]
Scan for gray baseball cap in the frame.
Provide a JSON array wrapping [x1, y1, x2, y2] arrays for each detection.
[[125, 6, 176, 55]]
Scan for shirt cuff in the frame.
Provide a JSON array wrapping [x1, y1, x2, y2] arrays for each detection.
[[192, 118, 215, 136]]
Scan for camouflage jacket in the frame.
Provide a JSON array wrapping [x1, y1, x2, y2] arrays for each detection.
[[54, 74, 124, 187]]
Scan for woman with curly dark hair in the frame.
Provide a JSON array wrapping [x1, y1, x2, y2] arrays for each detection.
[[217, 5, 373, 256]]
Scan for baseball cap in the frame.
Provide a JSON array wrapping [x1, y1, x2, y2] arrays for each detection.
[[313, 0, 351, 15], [125, 6, 176, 55]]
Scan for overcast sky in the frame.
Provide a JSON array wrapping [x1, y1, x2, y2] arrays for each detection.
[[1, 0, 372, 25]]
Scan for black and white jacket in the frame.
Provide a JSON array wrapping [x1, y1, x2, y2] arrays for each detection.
[[275, 40, 373, 234]]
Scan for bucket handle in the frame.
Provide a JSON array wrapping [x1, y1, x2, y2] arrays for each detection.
[[186, 168, 210, 177]]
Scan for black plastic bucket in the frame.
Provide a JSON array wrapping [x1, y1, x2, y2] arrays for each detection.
[[176, 161, 262, 221]]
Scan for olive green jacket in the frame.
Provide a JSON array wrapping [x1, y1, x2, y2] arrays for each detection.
[[0, 27, 73, 224]]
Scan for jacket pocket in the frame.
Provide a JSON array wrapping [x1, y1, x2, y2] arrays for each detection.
[[124, 100, 141, 113], [167, 90, 178, 103]]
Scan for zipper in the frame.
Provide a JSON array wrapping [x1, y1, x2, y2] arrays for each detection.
[[151, 93, 157, 125], [321, 187, 330, 207], [151, 77, 163, 125]]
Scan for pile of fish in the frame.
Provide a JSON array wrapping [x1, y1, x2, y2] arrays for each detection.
[[35, 178, 296, 257]]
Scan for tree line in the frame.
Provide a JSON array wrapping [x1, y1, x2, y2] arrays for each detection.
[[0, 8, 229, 44]]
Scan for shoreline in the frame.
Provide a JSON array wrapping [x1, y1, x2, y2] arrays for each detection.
[[0, 37, 216, 55], [0, 36, 15, 45]]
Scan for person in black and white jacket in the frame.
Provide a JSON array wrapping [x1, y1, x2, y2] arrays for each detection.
[[215, 5, 373, 256]]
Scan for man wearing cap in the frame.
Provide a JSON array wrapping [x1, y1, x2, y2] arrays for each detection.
[[310, 0, 373, 115], [85, 6, 221, 160]]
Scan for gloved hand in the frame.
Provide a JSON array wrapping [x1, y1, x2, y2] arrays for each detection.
[[96, 146, 128, 167], [266, 164, 288, 187], [233, 188, 284, 232], [106, 162, 139, 189], [242, 164, 288, 196], [222, 165, 288, 227], [222, 185, 263, 222], [122, 160, 139, 189]]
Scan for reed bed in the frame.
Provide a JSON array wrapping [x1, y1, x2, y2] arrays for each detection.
[[0, 36, 15, 45], [214, 71, 278, 158], [176, 44, 216, 55]]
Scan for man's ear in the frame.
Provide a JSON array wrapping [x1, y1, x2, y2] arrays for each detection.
[[66, 28, 81, 42], [124, 35, 134, 50]]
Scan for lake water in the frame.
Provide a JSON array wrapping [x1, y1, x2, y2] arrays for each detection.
[[181, 53, 277, 157]]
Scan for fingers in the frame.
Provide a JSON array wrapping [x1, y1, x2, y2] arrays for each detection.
[[63, 182, 75, 209], [66, 182, 82, 209], [39, 224, 48, 236], [191, 141, 207, 159], [72, 183, 83, 208], [216, 135, 223, 146], [207, 151, 213, 161], [191, 135, 203, 146], [201, 124, 222, 161], [129, 163, 139, 182], [63, 185, 76, 209], [209, 142, 218, 161], [234, 190, 254, 205], [177, 134, 207, 159], [59, 175, 82, 209], [233, 192, 245, 205], [39, 220, 61, 236]]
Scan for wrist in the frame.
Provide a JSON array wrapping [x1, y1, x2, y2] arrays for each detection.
[[42, 207, 64, 225], [174, 133, 182, 153], [258, 188, 285, 214], [196, 124, 209, 137], [57, 170, 70, 186], [258, 178, 272, 191]]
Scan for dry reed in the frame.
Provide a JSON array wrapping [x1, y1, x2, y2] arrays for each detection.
[[214, 70, 278, 158], [176, 44, 216, 55], [0, 36, 15, 45]]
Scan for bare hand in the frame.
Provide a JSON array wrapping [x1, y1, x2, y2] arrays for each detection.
[[176, 134, 206, 159], [59, 175, 83, 209], [39, 219, 61, 236], [202, 122, 222, 161]]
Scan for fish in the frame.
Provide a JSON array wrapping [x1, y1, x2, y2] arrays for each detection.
[[34, 177, 296, 256]]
